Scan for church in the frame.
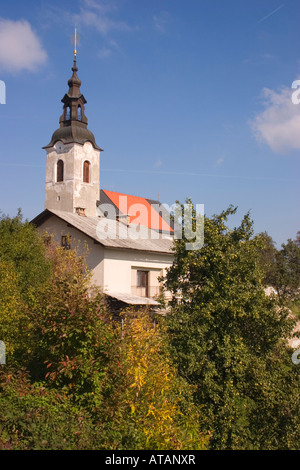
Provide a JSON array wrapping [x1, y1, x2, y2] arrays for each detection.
[[31, 52, 174, 310]]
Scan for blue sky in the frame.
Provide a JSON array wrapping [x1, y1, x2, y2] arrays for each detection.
[[0, 0, 299, 246]]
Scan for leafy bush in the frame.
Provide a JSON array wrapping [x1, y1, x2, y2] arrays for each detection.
[[0, 370, 97, 450]]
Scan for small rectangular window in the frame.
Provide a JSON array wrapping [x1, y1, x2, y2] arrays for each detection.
[[61, 235, 71, 250], [137, 270, 148, 289]]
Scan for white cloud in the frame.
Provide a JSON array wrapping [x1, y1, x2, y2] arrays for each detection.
[[97, 39, 124, 59], [74, 1, 132, 36], [98, 46, 112, 59], [153, 11, 170, 33], [242, 53, 276, 66], [81, 0, 116, 15], [250, 86, 300, 154], [72, 1, 135, 60], [215, 158, 224, 166], [155, 159, 163, 168], [0, 19, 47, 73]]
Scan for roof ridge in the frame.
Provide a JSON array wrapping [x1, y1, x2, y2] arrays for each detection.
[[102, 188, 159, 202]]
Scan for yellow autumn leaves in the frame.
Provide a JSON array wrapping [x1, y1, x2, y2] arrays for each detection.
[[117, 311, 209, 450], [0, 261, 27, 360]]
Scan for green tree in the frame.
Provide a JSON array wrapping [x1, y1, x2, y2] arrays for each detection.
[[106, 310, 209, 450], [0, 210, 51, 301], [0, 261, 27, 367], [0, 222, 118, 448], [0, 211, 53, 369], [295, 231, 300, 247], [0, 213, 208, 450], [164, 203, 299, 449], [256, 231, 277, 286], [0, 369, 98, 450], [272, 237, 300, 305], [256, 231, 300, 315], [28, 243, 116, 410]]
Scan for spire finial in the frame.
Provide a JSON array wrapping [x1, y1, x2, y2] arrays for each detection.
[[71, 27, 80, 60]]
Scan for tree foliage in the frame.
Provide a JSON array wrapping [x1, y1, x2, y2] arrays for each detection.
[[164, 203, 300, 449], [0, 261, 26, 365], [257, 231, 300, 307], [1, 209, 299, 450], [0, 210, 51, 301], [0, 211, 208, 450], [106, 311, 209, 450], [0, 369, 98, 450]]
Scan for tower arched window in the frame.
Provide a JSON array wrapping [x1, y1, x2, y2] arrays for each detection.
[[77, 105, 82, 121], [83, 160, 90, 183], [65, 106, 71, 120], [57, 159, 64, 182]]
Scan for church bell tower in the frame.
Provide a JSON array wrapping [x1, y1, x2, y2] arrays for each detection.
[[43, 35, 102, 217]]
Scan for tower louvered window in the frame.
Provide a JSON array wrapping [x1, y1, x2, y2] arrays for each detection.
[[57, 159, 64, 182], [83, 160, 90, 183]]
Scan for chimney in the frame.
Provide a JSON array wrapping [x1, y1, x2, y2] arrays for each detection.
[[76, 207, 86, 217]]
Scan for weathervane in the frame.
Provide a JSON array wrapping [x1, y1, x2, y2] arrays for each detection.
[[71, 27, 80, 59]]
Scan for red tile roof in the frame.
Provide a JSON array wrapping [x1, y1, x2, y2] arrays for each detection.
[[102, 190, 173, 233]]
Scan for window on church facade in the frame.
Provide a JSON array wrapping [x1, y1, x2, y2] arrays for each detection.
[[83, 160, 90, 183], [57, 159, 64, 182], [77, 105, 82, 121], [65, 106, 71, 120]]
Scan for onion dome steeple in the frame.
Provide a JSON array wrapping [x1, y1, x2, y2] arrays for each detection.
[[44, 31, 101, 151]]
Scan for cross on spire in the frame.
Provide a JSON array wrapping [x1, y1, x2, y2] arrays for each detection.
[[71, 26, 80, 59]]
